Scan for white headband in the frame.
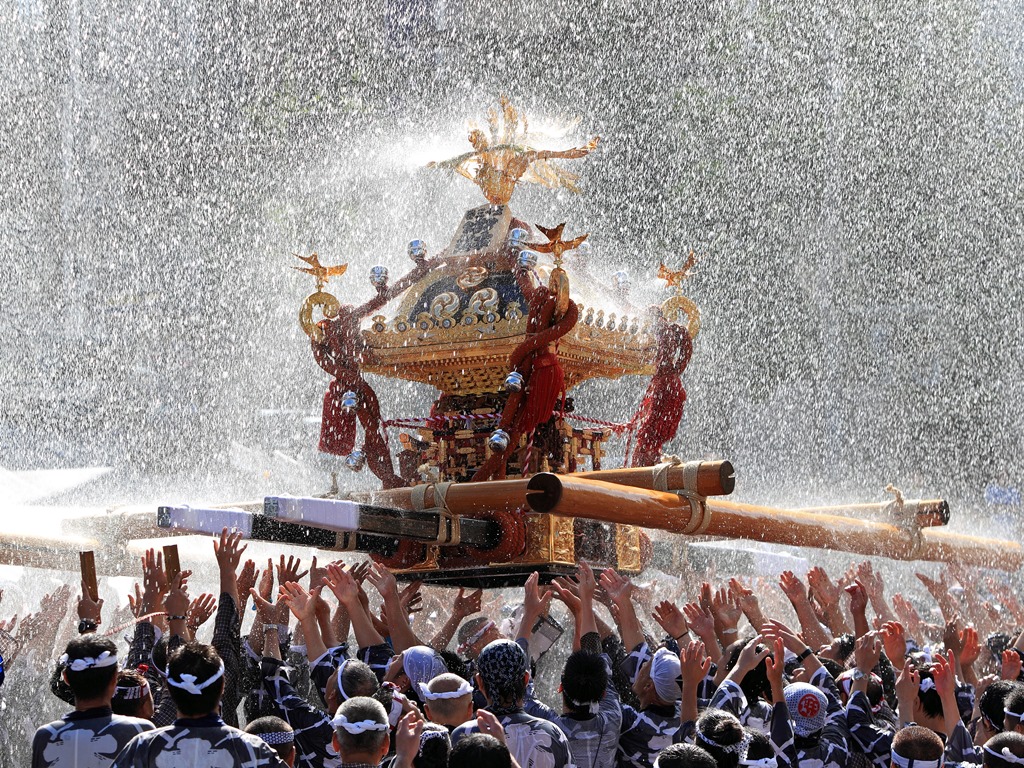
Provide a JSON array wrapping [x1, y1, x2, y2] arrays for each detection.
[[985, 746, 1024, 766], [337, 659, 354, 701], [890, 749, 943, 768], [919, 678, 936, 693], [60, 651, 118, 672], [1007, 707, 1024, 721], [457, 621, 495, 655], [331, 714, 389, 734], [418, 679, 473, 700], [698, 731, 750, 754], [166, 661, 225, 696], [741, 758, 779, 768]]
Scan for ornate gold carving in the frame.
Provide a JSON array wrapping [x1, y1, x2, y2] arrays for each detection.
[[299, 291, 340, 343], [465, 287, 500, 326], [658, 251, 701, 339], [517, 514, 551, 564], [616, 524, 642, 572], [551, 515, 575, 564], [456, 266, 489, 291], [426, 98, 600, 206]]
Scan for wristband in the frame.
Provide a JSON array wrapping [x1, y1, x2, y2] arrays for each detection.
[[168, 615, 187, 622], [78, 619, 98, 635], [796, 647, 813, 663], [722, 628, 738, 635]]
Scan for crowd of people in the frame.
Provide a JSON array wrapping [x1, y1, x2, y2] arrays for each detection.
[[4, 527, 1024, 768]]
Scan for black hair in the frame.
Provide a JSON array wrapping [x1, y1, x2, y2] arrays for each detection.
[[561, 651, 608, 712], [340, 659, 380, 700], [449, 733, 512, 768], [61, 635, 119, 701], [112, 669, 149, 718], [984, 731, 1024, 768], [654, 743, 717, 768], [833, 634, 856, 662], [415, 722, 451, 768], [244, 715, 296, 763], [334, 697, 389, 756], [437, 649, 470, 680], [893, 725, 944, 763], [745, 729, 774, 762], [166, 643, 224, 717], [1004, 686, 1024, 729], [457, 617, 491, 647], [818, 657, 845, 681], [695, 709, 745, 768], [913, 666, 943, 719], [982, 680, 1022, 732]]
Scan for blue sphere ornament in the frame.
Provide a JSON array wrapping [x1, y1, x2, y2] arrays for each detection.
[[507, 228, 529, 250], [574, 240, 592, 259], [341, 391, 358, 412], [488, 429, 511, 453], [503, 371, 524, 392], [369, 265, 389, 288], [517, 250, 539, 271], [408, 239, 427, 262], [344, 450, 366, 471]]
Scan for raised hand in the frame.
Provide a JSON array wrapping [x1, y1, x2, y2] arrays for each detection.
[[187, 593, 217, 634], [276, 555, 308, 586], [599, 568, 633, 605], [393, 709, 425, 768], [808, 567, 842, 610], [249, 587, 289, 627], [916, 571, 956, 621], [728, 577, 763, 624], [475, 708, 508, 746], [78, 578, 104, 626], [653, 601, 689, 641], [682, 602, 717, 645], [779, 571, 808, 604], [279, 581, 321, 624], [453, 587, 484, 618], [164, 573, 191, 636], [845, 580, 869, 616], [324, 563, 360, 607], [679, 639, 711, 683], [577, 561, 597, 600], [551, 577, 582, 617], [732, 634, 770, 676], [141, 548, 169, 600], [895, 658, 921, 704], [236, 559, 258, 611], [213, 528, 247, 573], [367, 562, 400, 601], [854, 632, 882, 672], [892, 594, 924, 637], [764, 637, 786, 699], [1003, 649, 1023, 681], [399, 581, 423, 616], [880, 621, 907, 664]]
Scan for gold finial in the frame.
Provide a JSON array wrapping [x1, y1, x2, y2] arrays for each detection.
[[426, 98, 600, 206], [292, 252, 348, 292], [657, 251, 701, 339], [530, 223, 589, 269], [657, 250, 697, 295]]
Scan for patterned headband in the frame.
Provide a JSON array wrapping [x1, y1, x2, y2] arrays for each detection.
[[166, 661, 225, 696], [697, 730, 751, 755], [252, 731, 294, 746], [114, 680, 151, 701], [418, 728, 450, 756], [60, 650, 118, 672], [418, 679, 473, 700]]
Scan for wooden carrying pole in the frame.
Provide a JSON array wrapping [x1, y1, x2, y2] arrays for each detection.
[[525, 473, 1023, 570], [357, 459, 736, 513]]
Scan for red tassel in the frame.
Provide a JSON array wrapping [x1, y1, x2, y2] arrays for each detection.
[[318, 381, 357, 456], [517, 350, 565, 435], [632, 377, 687, 466]]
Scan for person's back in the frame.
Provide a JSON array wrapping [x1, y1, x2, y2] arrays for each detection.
[[452, 639, 573, 768], [33, 635, 153, 768], [112, 642, 284, 768]]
